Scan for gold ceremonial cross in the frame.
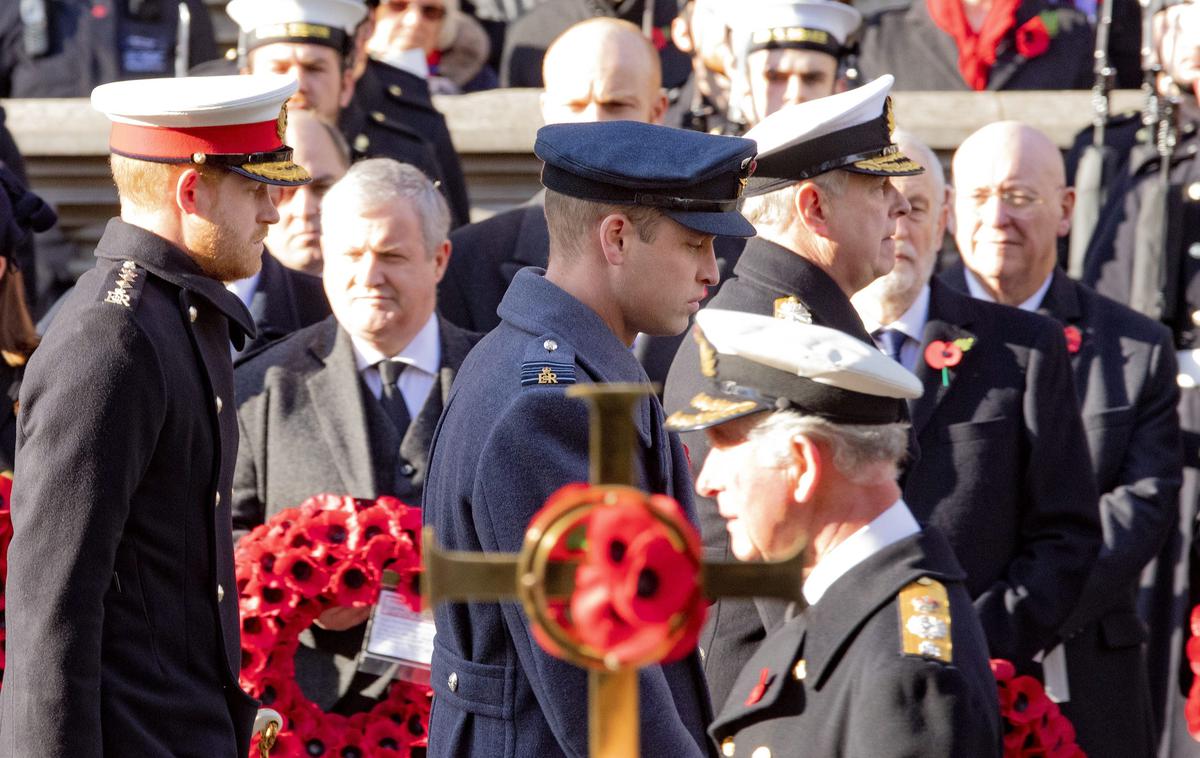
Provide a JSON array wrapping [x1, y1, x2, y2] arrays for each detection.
[[423, 384, 806, 758]]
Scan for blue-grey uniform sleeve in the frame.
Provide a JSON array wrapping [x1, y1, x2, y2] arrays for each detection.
[[3, 306, 166, 757], [473, 388, 709, 758], [972, 320, 1102, 663]]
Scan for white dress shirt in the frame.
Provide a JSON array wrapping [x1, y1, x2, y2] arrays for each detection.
[[803, 500, 922, 606], [964, 269, 1054, 312], [351, 314, 441, 421], [858, 284, 930, 374]]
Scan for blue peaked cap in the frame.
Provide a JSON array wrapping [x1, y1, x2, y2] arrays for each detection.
[[535, 121, 758, 238]]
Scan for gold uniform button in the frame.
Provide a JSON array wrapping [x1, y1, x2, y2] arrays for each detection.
[[216, 584, 225, 603], [371, 111, 385, 123], [721, 737, 735, 756], [215, 492, 222, 509], [751, 748, 771, 758], [1188, 182, 1200, 201], [448, 671, 459, 692], [916, 576, 933, 586], [792, 659, 807, 681], [388, 84, 403, 97], [354, 134, 370, 153], [188, 306, 198, 323], [1192, 310, 1200, 328], [215, 396, 223, 414]]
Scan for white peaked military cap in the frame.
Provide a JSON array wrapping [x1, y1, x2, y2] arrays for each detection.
[[91, 74, 312, 186], [742, 73, 923, 195], [227, 0, 368, 54], [732, 0, 862, 61], [666, 309, 923, 432]]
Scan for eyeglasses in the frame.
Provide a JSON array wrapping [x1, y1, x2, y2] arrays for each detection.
[[383, 0, 447, 21], [965, 187, 1051, 219]]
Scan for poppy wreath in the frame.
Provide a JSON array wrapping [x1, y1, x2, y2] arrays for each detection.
[[1184, 604, 1200, 737], [991, 659, 1084, 757], [236, 493, 428, 758], [530, 484, 707, 668]]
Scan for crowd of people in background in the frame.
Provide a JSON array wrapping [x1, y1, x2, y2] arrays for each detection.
[[2, 0, 1200, 756]]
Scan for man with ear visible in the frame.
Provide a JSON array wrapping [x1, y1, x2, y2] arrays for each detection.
[[0, 74, 309, 757], [664, 73, 920, 710]]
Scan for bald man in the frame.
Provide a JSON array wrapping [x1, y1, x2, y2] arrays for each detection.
[[440, 17, 744, 360], [227, 110, 338, 355], [941, 122, 1181, 758]]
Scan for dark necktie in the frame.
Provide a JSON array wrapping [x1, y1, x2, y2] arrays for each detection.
[[376, 360, 412, 438], [874, 328, 907, 365]]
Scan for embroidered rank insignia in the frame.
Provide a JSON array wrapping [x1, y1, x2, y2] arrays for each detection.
[[103, 260, 142, 308], [773, 296, 813, 324], [521, 361, 576, 386], [898, 577, 953, 663]]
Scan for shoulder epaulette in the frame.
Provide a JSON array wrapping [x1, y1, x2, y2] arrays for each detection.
[[520, 335, 576, 387], [898, 576, 953, 663], [100, 260, 145, 310]]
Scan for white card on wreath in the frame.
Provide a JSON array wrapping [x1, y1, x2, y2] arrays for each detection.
[[358, 588, 435, 684]]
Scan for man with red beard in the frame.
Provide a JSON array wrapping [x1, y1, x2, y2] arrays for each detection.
[[0, 74, 309, 757]]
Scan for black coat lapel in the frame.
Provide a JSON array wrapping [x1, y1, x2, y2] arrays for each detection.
[[910, 282, 979, 438]]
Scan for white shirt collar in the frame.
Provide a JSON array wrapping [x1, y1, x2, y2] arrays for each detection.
[[369, 48, 429, 79], [858, 283, 930, 343], [226, 270, 262, 311], [802, 500, 921, 606], [964, 270, 1054, 312], [350, 313, 441, 377]]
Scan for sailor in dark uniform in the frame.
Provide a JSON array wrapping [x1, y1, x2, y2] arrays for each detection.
[[0, 164, 55, 471], [423, 119, 757, 757], [0, 0, 217, 96], [664, 73, 924, 711], [0, 74, 311, 757], [667, 309, 1001, 758]]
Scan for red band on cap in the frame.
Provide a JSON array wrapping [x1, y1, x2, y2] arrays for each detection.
[[109, 119, 283, 160]]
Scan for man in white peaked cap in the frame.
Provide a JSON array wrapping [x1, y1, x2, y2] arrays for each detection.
[[729, 0, 862, 127], [668, 309, 1001, 757], [0, 74, 309, 758], [665, 73, 923, 709]]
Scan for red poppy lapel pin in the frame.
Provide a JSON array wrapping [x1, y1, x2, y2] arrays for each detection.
[[1063, 325, 1082, 355], [1015, 11, 1058, 60], [924, 338, 976, 387]]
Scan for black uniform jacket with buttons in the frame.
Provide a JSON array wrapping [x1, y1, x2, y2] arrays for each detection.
[[708, 526, 1002, 758], [0, 218, 258, 757], [898, 276, 1101, 670], [0, 0, 217, 97], [348, 59, 471, 228], [237, 250, 330, 357], [857, 0, 1092, 91], [423, 268, 714, 758], [663, 236, 889, 711], [997, 269, 1178, 758]]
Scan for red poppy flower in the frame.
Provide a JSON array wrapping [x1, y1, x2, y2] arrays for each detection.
[[1063, 325, 1082, 355], [364, 716, 409, 753], [276, 552, 331, 597], [244, 575, 298, 613], [1006, 675, 1051, 724], [615, 529, 698, 625], [1002, 720, 1032, 752], [240, 611, 279, 651], [349, 505, 399, 550], [924, 340, 963, 370], [330, 559, 380, 607], [990, 658, 1016, 682], [1015, 15, 1051, 59], [303, 508, 355, 557]]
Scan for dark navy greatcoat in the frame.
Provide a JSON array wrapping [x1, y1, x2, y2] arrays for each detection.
[[708, 526, 1002, 758], [0, 219, 258, 757], [423, 268, 715, 757]]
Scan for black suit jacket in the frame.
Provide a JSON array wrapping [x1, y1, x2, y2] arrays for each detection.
[[904, 277, 1100, 669], [1031, 270, 1179, 758], [1, 219, 258, 757], [663, 237, 879, 710], [238, 251, 330, 356], [708, 525, 1002, 758]]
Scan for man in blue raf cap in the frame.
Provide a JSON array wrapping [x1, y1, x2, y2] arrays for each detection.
[[422, 120, 756, 757]]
